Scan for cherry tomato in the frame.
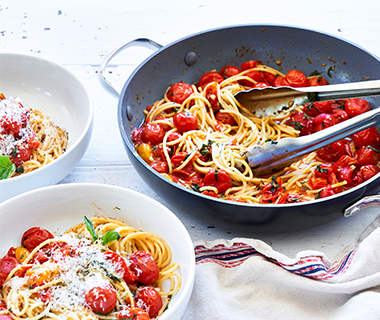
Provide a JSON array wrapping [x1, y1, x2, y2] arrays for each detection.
[[104, 251, 138, 284], [278, 193, 303, 204], [27, 134, 40, 150], [198, 72, 224, 90], [309, 177, 328, 189], [320, 185, 336, 198], [262, 72, 277, 86], [240, 70, 264, 86], [167, 82, 194, 104], [303, 101, 332, 117], [150, 161, 168, 174], [202, 190, 218, 198], [241, 60, 262, 71], [141, 123, 165, 145], [335, 155, 358, 186], [285, 70, 309, 87], [252, 82, 270, 88], [0, 114, 25, 137], [219, 65, 240, 79], [21, 227, 54, 252], [286, 112, 313, 136], [312, 113, 337, 132], [358, 164, 380, 181], [345, 98, 371, 118], [353, 127, 380, 149], [116, 307, 150, 320], [129, 251, 159, 285], [273, 77, 290, 87], [260, 177, 283, 203], [9, 144, 32, 167], [135, 287, 163, 318], [173, 111, 198, 132], [335, 155, 357, 168], [0, 256, 18, 275], [131, 128, 143, 145], [85, 284, 117, 314], [167, 132, 182, 150], [355, 146, 380, 165], [314, 163, 338, 185], [171, 152, 189, 168], [317, 140, 349, 162], [203, 169, 231, 194], [308, 76, 329, 86], [332, 108, 349, 123], [215, 112, 237, 126], [189, 170, 204, 185], [152, 145, 170, 161]]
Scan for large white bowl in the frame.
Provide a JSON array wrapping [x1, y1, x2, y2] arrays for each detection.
[[0, 53, 93, 202], [0, 183, 195, 320]]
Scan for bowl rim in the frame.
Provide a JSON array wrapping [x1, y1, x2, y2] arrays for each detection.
[[0, 52, 94, 184]]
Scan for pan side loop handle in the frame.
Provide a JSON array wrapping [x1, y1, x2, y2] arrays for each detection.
[[98, 38, 163, 99], [344, 195, 380, 217]]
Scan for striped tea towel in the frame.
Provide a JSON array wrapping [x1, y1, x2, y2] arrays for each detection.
[[181, 216, 380, 320]]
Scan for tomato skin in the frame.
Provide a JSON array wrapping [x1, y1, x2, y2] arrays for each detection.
[[240, 70, 264, 86], [198, 72, 224, 90], [141, 123, 165, 145], [171, 152, 188, 168], [355, 146, 380, 166], [358, 164, 380, 181], [262, 72, 277, 86], [317, 140, 349, 162], [320, 185, 336, 198], [219, 65, 240, 79], [104, 251, 138, 284], [129, 251, 159, 286], [285, 70, 309, 87], [312, 113, 337, 132], [203, 169, 231, 194], [116, 307, 150, 320], [278, 193, 303, 204], [309, 177, 328, 189], [85, 285, 117, 314], [167, 82, 193, 104], [332, 108, 349, 123], [308, 76, 329, 86], [173, 112, 198, 132], [286, 112, 313, 136], [303, 101, 332, 117], [353, 127, 380, 149], [150, 161, 168, 174], [273, 77, 290, 87], [131, 128, 143, 145], [135, 287, 163, 318], [0, 256, 18, 275], [241, 60, 262, 71], [21, 227, 54, 252], [345, 98, 371, 118], [215, 112, 237, 126]]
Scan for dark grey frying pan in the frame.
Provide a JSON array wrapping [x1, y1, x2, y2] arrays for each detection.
[[99, 24, 380, 232]]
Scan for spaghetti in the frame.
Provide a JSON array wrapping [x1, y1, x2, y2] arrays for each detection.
[[0, 216, 181, 320], [0, 94, 68, 179], [131, 61, 380, 204]]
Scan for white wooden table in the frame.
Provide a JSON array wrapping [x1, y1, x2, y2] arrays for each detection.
[[2, 0, 380, 260]]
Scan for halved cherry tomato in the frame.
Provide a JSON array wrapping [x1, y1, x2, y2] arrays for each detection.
[[353, 127, 380, 149], [260, 177, 284, 203], [273, 77, 290, 87], [241, 60, 262, 71], [215, 112, 237, 126], [104, 251, 138, 284], [129, 251, 159, 285], [135, 287, 163, 318], [355, 146, 380, 165], [85, 284, 117, 314], [219, 65, 240, 79], [203, 169, 231, 194], [141, 123, 165, 145], [285, 70, 309, 87], [303, 101, 332, 117], [345, 98, 371, 118], [198, 72, 224, 90], [312, 113, 337, 132], [317, 140, 349, 162], [286, 112, 313, 136], [173, 111, 198, 133], [167, 82, 194, 104], [116, 307, 150, 320], [308, 76, 329, 86], [150, 161, 168, 174], [21, 227, 54, 252]]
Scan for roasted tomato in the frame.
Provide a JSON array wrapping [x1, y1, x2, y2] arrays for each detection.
[[353, 127, 380, 149], [355, 146, 380, 166], [9, 144, 32, 167], [332, 108, 349, 123], [21, 227, 54, 252], [314, 163, 338, 185], [277, 193, 303, 204], [85, 285, 117, 314], [344, 98, 371, 118], [240, 70, 264, 86], [308, 76, 329, 86], [241, 60, 262, 71], [215, 111, 237, 126], [219, 65, 241, 79], [273, 77, 290, 87], [285, 70, 309, 87], [357, 164, 380, 182], [262, 72, 277, 86], [167, 82, 193, 104], [309, 177, 328, 189], [104, 251, 138, 284], [173, 111, 198, 133], [198, 72, 224, 90], [135, 287, 163, 318], [317, 140, 349, 162], [303, 101, 332, 117], [141, 123, 165, 145], [286, 112, 313, 136], [312, 113, 337, 132], [129, 251, 159, 286], [150, 161, 169, 174], [203, 169, 231, 194], [260, 177, 284, 203], [319, 185, 336, 198]]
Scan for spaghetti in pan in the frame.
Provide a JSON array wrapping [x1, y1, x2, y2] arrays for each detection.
[[0, 216, 181, 320], [131, 61, 380, 204]]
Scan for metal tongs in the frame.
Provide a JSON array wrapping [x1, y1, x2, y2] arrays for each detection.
[[234, 80, 380, 176]]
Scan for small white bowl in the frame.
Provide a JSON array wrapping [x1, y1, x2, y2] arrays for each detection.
[[0, 53, 93, 202], [0, 183, 195, 320]]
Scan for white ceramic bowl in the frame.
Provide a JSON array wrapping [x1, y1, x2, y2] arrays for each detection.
[[0, 183, 195, 320], [0, 53, 93, 202]]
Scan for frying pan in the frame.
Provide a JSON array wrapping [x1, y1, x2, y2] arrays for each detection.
[[99, 24, 380, 232]]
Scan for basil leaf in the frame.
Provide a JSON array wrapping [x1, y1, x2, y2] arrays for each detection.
[[84, 215, 98, 242], [0, 156, 16, 180], [102, 230, 121, 245]]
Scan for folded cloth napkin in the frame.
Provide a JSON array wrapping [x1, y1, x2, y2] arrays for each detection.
[[181, 216, 380, 320]]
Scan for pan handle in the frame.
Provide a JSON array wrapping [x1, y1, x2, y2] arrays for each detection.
[[344, 195, 380, 217], [98, 38, 163, 99]]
